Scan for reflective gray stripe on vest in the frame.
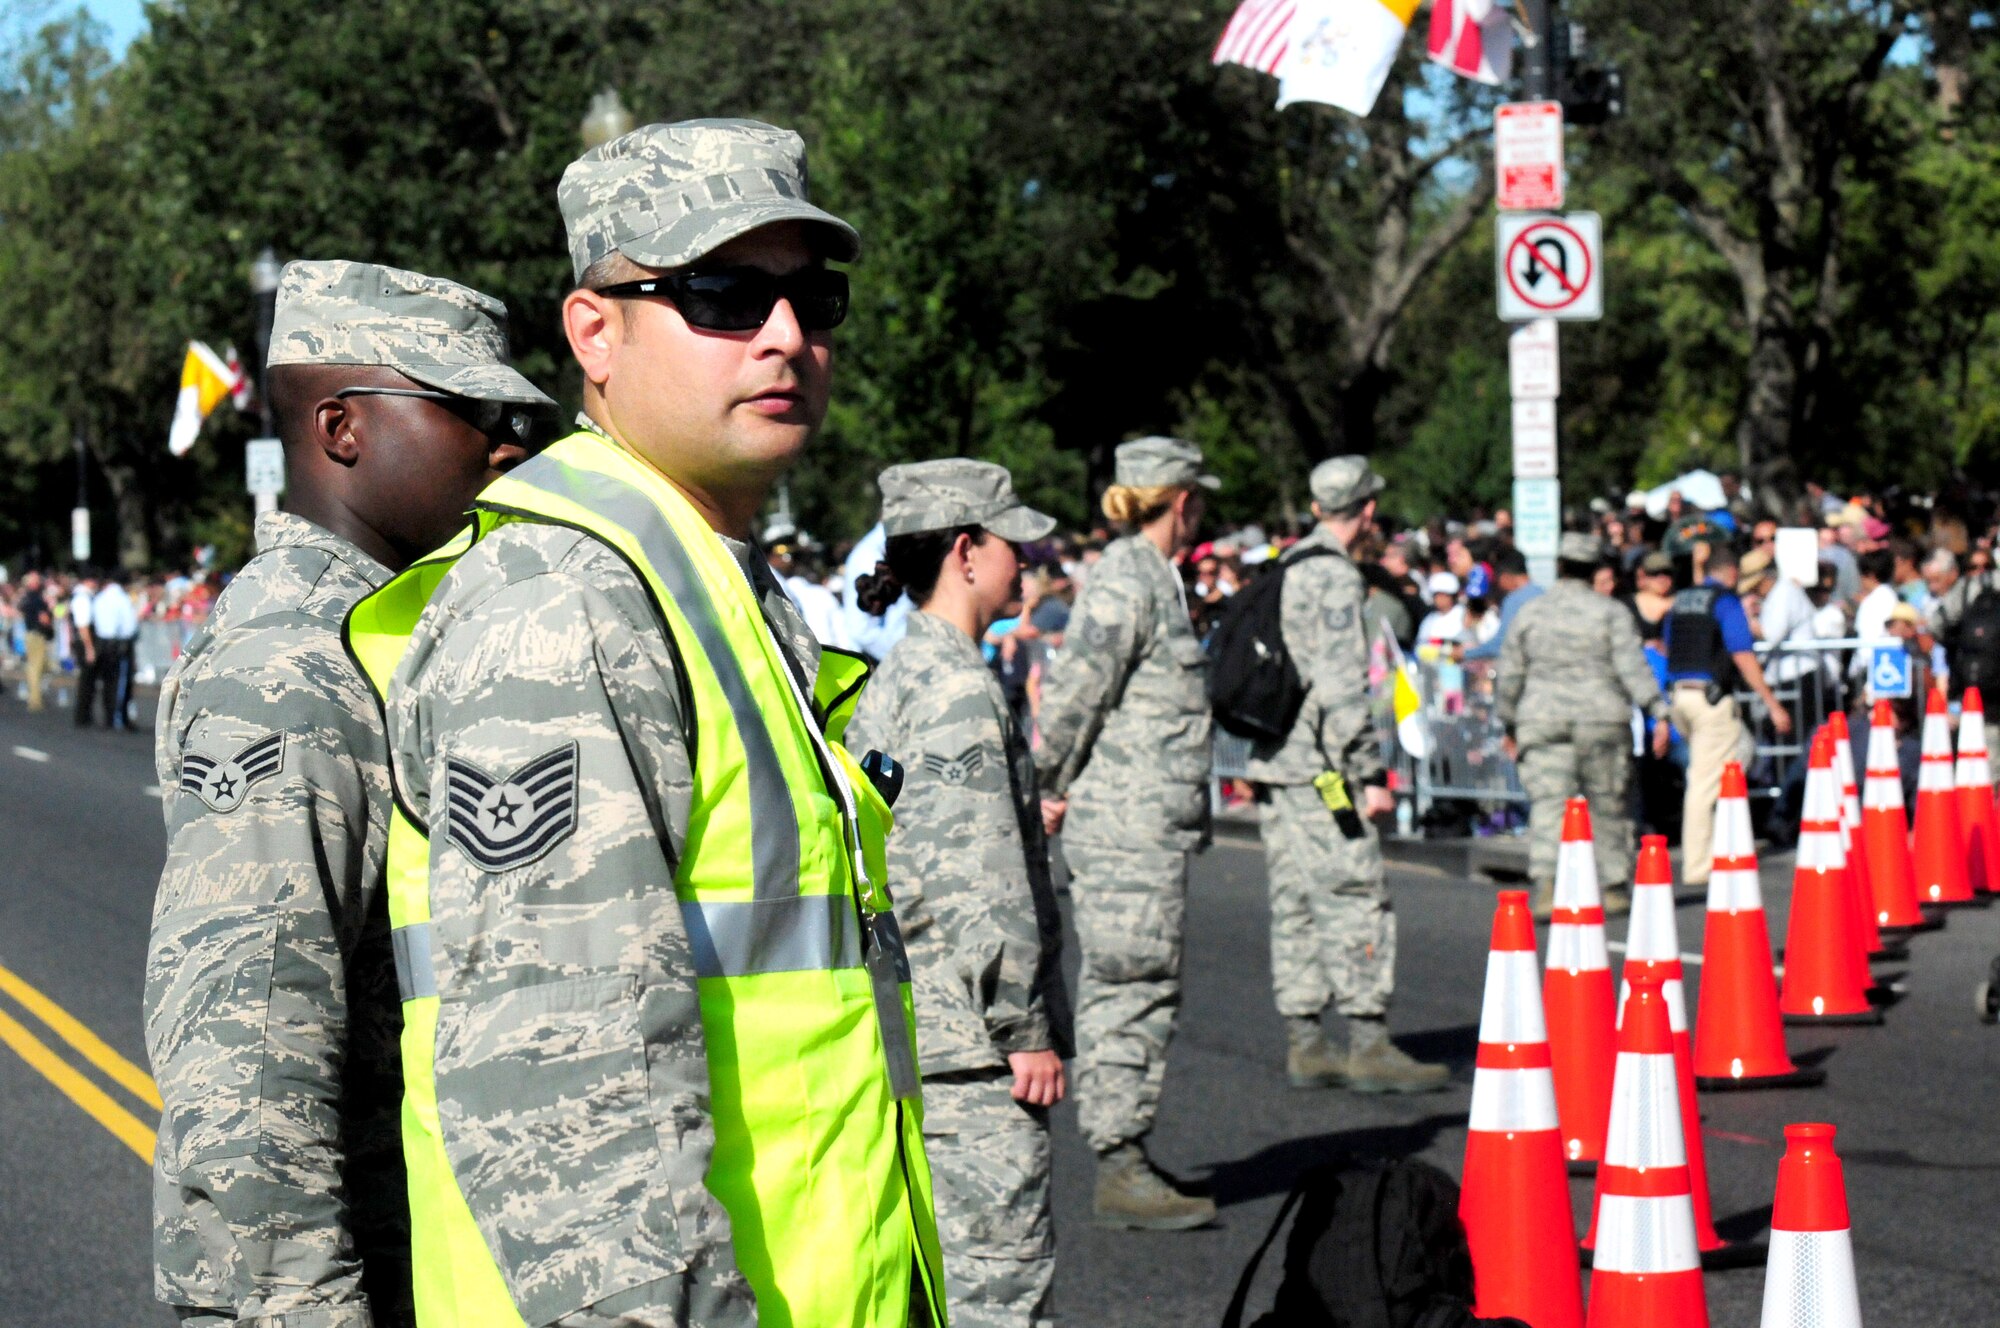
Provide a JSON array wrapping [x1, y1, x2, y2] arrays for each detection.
[[392, 922, 436, 1002], [682, 894, 864, 978], [491, 457, 801, 900]]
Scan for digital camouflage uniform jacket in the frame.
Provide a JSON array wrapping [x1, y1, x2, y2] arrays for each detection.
[[1245, 526, 1384, 789], [384, 517, 820, 1327], [846, 610, 1069, 1076], [1495, 579, 1666, 732], [146, 511, 410, 1326], [1035, 534, 1211, 845]]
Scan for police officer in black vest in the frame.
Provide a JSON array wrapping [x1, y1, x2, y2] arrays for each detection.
[[1661, 542, 1791, 887]]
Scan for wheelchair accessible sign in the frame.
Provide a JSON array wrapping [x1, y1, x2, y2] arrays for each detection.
[[1869, 644, 1912, 700]]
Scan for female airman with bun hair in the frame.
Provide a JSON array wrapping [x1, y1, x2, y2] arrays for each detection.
[[845, 459, 1070, 1328], [1034, 436, 1219, 1231]]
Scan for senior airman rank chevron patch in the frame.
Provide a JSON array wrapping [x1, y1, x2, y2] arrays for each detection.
[[922, 745, 986, 787], [443, 742, 580, 872], [179, 731, 286, 814]]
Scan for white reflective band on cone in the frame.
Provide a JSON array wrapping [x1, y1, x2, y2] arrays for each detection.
[[1862, 775, 1902, 807], [1478, 951, 1548, 1042], [1555, 839, 1602, 907], [1548, 924, 1609, 973], [1594, 1193, 1702, 1274], [1707, 867, 1764, 913], [1760, 1229, 1863, 1328], [1468, 1066, 1560, 1132], [1601, 1053, 1687, 1168], [1796, 827, 1845, 872], [1625, 889, 1680, 962]]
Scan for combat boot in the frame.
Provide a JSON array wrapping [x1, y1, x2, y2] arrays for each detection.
[[1530, 880, 1556, 922], [1343, 1017, 1451, 1094], [1601, 883, 1632, 917], [1092, 1143, 1217, 1230], [1285, 1015, 1345, 1088]]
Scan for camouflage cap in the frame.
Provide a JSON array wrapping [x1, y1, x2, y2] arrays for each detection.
[[560, 119, 860, 283], [1309, 455, 1386, 510], [878, 459, 1057, 542], [1113, 437, 1220, 491], [267, 260, 555, 408], [1559, 531, 1604, 563]]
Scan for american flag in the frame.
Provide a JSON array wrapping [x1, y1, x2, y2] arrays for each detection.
[[1213, 0, 1298, 76]]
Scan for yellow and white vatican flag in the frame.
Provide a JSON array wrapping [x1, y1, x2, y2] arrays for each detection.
[[1384, 629, 1433, 758], [1275, 0, 1422, 117], [168, 340, 242, 456]]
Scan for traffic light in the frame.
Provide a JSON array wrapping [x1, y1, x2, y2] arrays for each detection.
[[1553, 20, 1625, 124]]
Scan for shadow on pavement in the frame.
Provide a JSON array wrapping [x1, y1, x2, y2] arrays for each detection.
[[1201, 1111, 1466, 1209], [1394, 1022, 1480, 1071], [1714, 1202, 1774, 1242]]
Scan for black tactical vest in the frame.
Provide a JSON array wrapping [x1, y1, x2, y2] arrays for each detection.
[[1666, 585, 1738, 688]]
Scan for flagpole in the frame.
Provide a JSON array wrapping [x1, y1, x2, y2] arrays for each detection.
[[1519, 0, 1552, 99]]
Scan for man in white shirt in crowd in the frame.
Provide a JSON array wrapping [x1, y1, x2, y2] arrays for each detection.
[[1849, 548, 1899, 685], [768, 536, 852, 649], [80, 569, 139, 729], [1415, 571, 1464, 655]]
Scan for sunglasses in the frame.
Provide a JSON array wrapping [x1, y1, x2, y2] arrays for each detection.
[[593, 266, 850, 333], [334, 387, 541, 443]]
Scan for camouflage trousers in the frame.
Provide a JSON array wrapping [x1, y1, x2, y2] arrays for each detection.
[[1065, 834, 1189, 1153], [1515, 718, 1636, 891], [1258, 783, 1394, 1020], [921, 1073, 1055, 1328]]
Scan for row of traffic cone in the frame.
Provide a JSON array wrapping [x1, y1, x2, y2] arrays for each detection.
[[1464, 888, 1869, 1327], [1461, 690, 2000, 1323]]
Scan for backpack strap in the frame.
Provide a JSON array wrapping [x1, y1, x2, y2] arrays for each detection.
[[1220, 1171, 1315, 1328]]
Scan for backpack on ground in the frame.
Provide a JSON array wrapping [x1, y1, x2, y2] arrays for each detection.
[[1951, 585, 2000, 700], [1220, 1157, 1528, 1328], [1207, 547, 1336, 742]]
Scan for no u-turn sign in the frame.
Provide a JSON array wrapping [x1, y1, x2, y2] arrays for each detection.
[[1496, 212, 1603, 321]]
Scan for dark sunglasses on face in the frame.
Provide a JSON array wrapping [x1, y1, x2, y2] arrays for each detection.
[[333, 387, 542, 443], [593, 266, 850, 333]]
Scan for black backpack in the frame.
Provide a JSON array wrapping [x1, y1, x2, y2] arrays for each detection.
[[1953, 585, 2000, 700], [1220, 1158, 1528, 1328], [1207, 547, 1336, 742]]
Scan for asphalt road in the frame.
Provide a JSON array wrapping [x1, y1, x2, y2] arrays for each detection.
[[1, 682, 1997, 1327]]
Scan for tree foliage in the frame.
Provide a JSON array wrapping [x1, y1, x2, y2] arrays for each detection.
[[0, 0, 1995, 565]]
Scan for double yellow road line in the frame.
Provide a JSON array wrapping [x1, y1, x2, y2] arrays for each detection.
[[0, 960, 158, 1161]]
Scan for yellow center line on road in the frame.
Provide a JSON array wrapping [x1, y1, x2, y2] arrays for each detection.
[[0, 961, 162, 1109], [0, 1004, 156, 1162]]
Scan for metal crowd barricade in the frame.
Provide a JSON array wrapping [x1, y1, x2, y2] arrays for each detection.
[[1732, 638, 1875, 802], [134, 617, 203, 686]]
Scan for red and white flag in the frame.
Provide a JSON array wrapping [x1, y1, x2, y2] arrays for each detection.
[[1213, 0, 1298, 76], [224, 344, 253, 411], [1427, 0, 1513, 85]]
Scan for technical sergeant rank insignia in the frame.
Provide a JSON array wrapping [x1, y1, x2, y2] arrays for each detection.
[[179, 731, 286, 814], [443, 742, 581, 872]]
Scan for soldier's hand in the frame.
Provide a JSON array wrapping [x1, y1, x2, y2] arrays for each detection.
[[1501, 735, 1517, 762], [1362, 784, 1394, 819], [1040, 798, 1068, 835], [1008, 1050, 1066, 1106]]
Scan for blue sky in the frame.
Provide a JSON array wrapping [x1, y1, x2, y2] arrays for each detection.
[[84, 0, 149, 55]]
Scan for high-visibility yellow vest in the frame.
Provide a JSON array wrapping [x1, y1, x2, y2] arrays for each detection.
[[346, 431, 945, 1328]]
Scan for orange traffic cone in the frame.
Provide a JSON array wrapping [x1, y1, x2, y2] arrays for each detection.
[[1546, 798, 1617, 1170], [1758, 1124, 1863, 1328], [1584, 963, 1709, 1328], [1830, 712, 1902, 961], [1914, 688, 1977, 907], [1589, 837, 1744, 1265], [1693, 763, 1823, 1090], [1861, 699, 1936, 934], [1462, 890, 1584, 1328], [1782, 728, 1884, 1026], [1957, 687, 2000, 899]]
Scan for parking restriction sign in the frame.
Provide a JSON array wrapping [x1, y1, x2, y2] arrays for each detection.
[[1496, 212, 1603, 321], [1496, 101, 1564, 211]]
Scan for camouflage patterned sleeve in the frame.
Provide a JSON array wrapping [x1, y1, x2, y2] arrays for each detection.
[[391, 546, 752, 1328], [1033, 572, 1145, 796], [855, 638, 1051, 1063], [145, 629, 384, 1324], [1607, 600, 1667, 721], [1293, 558, 1385, 785], [1495, 605, 1529, 730]]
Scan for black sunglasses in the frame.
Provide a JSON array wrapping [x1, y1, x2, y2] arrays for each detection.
[[333, 387, 541, 443], [593, 266, 849, 333]]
